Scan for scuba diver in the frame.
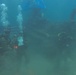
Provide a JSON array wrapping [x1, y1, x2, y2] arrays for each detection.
[[20, 0, 47, 30], [10, 32, 28, 73], [21, 0, 46, 20], [0, 29, 11, 55], [55, 31, 73, 75], [0, 29, 11, 71]]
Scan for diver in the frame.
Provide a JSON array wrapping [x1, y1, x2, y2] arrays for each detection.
[[57, 31, 73, 60], [54, 32, 73, 75], [11, 32, 28, 73], [21, 0, 46, 20], [0, 29, 11, 71], [0, 29, 11, 55], [20, 0, 47, 30], [0, 27, 12, 55]]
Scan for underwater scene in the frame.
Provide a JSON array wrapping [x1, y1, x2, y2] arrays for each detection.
[[0, 0, 76, 75]]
